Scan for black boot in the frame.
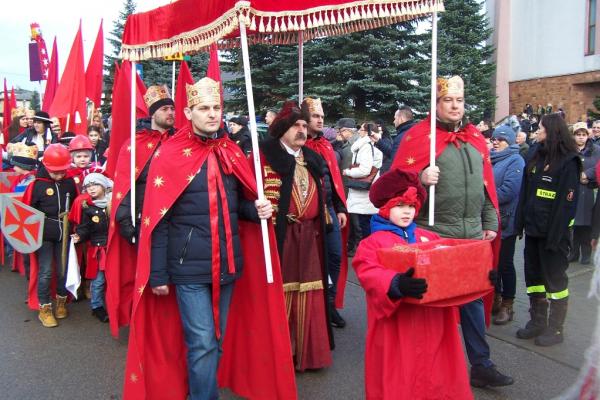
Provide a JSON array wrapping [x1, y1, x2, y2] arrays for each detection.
[[92, 307, 109, 323], [516, 296, 548, 339], [329, 299, 346, 329], [535, 298, 568, 346], [470, 365, 514, 388]]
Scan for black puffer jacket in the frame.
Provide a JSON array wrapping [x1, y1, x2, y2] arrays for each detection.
[[149, 158, 259, 288], [75, 202, 109, 247], [229, 126, 252, 157], [28, 165, 78, 242]]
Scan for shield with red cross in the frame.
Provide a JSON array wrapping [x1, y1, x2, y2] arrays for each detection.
[[0, 193, 44, 253]]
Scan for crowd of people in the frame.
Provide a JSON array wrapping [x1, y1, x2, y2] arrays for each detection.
[[1, 74, 599, 400]]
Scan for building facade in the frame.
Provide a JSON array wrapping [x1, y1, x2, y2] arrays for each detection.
[[488, 0, 600, 123]]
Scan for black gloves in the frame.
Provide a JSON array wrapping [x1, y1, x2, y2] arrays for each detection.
[[118, 221, 137, 244], [488, 269, 498, 286], [387, 268, 428, 300]]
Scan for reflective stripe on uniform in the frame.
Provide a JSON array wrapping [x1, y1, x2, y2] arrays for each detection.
[[527, 285, 546, 294], [568, 219, 575, 227], [536, 188, 556, 199], [547, 289, 569, 300]]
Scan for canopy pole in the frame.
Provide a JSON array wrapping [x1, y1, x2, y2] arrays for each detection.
[[171, 61, 176, 98], [130, 61, 137, 235], [428, 11, 438, 226], [298, 31, 304, 102], [239, 20, 274, 284]]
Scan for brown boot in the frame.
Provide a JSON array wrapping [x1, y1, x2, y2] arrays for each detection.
[[38, 303, 58, 328], [492, 293, 502, 315], [55, 295, 68, 319], [493, 298, 514, 325]]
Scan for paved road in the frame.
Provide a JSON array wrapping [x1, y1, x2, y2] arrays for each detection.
[[0, 238, 596, 399]]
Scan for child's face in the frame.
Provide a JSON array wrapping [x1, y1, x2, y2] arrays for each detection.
[[88, 131, 100, 145], [389, 204, 416, 228], [49, 170, 66, 181], [86, 184, 105, 199], [72, 151, 91, 168]]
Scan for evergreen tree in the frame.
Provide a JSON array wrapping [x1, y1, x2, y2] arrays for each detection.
[[588, 95, 600, 120], [30, 90, 41, 112], [222, 21, 428, 122], [425, 0, 496, 122]]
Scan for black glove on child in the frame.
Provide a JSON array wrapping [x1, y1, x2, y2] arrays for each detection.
[[488, 269, 498, 286], [387, 268, 428, 300]]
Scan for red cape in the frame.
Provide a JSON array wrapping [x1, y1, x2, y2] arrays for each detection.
[[105, 130, 166, 338], [305, 136, 349, 308], [391, 116, 500, 325], [122, 125, 296, 400]]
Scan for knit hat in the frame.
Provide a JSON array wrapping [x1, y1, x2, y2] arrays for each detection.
[[369, 169, 427, 219], [268, 101, 304, 139], [335, 118, 356, 130], [144, 85, 174, 116], [229, 116, 248, 127], [492, 125, 516, 145], [322, 127, 337, 141], [83, 172, 111, 190]]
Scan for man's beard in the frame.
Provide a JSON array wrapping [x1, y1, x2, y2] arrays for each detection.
[[155, 118, 174, 130]]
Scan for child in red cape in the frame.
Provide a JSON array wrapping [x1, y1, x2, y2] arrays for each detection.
[[352, 168, 473, 400]]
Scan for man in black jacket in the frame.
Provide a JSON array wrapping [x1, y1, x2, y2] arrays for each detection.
[[390, 106, 416, 161]]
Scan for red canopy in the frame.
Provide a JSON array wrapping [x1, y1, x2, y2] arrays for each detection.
[[121, 0, 444, 60]]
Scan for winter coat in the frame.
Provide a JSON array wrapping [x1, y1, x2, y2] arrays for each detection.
[[229, 126, 252, 157], [390, 120, 417, 162], [149, 158, 260, 288], [27, 165, 78, 242], [490, 145, 525, 238], [75, 201, 109, 247], [374, 134, 394, 174], [91, 140, 108, 165], [515, 149, 581, 249], [346, 136, 383, 215], [574, 140, 600, 226], [416, 141, 498, 239]]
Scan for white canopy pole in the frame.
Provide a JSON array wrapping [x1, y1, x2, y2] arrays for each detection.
[[130, 61, 137, 234], [171, 61, 176, 98], [298, 31, 304, 102], [239, 20, 274, 284], [428, 11, 438, 226]]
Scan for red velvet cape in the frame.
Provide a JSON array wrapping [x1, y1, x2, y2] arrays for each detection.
[[305, 136, 349, 308], [122, 125, 296, 400], [391, 116, 500, 324], [105, 129, 166, 338]]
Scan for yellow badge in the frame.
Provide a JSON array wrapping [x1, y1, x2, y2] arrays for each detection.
[[46, 188, 54, 196], [92, 216, 100, 223]]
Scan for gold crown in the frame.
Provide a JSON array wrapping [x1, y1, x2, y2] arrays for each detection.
[[144, 85, 171, 109], [436, 76, 464, 98], [303, 97, 323, 115], [186, 77, 221, 108], [25, 109, 35, 118], [7, 143, 38, 160], [11, 107, 26, 119]]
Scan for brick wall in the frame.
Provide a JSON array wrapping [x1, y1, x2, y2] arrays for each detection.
[[509, 70, 600, 124]]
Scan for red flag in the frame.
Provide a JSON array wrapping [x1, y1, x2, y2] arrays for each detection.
[[3, 79, 12, 133], [10, 87, 16, 109], [48, 22, 86, 135], [86, 21, 104, 108], [42, 37, 59, 112], [175, 61, 193, 128], [104, 61, 148, 177], [206, 43, 223, 127]]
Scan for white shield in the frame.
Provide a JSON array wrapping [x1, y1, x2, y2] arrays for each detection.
[[0, 193, 45, 253]]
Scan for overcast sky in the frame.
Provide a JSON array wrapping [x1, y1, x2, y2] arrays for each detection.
[[0, 0, 170, 92]]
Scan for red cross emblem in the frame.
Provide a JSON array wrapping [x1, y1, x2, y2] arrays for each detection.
[[1, 194, 44, 253]]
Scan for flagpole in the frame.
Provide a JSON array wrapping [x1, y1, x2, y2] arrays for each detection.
[[239, 20, 273, 284], [66, 113, 71, 132], [298, 31, 304, 102], [130, 62, 137, 236], [171, 61, 176, 98], [428, 11, 438, 226]]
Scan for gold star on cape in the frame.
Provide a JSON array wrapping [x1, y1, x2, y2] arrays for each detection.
[[154, 149, 161, 158], [147, 142, 154, 149], [160, 207, 168, 217], [186, 174, 196, 183], [137, 286, 145, 295], [182, 148, 192, 157], [130, 373, 138, 383], [143, 217, 150, 226], [116, 192, 123, 200], [405, 135, 412, 141], [154, 176, 164, 188], [406, 157, 416, 165]]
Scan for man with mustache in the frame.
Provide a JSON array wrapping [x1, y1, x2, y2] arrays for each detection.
[[260, 101, 334, 371]]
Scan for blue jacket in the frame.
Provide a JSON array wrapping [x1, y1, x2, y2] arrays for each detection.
[[389, 120, 417, 166], [490, 145, 525, 238], [150, 159, 259, 287]]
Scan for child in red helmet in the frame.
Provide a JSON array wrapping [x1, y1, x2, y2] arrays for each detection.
[[67, 134, 105, 190], [22, 143, 79, 328], [352, 168, 473, 400]]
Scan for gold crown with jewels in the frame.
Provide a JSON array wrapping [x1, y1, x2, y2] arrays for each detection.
[[186, 77, 221, 108]]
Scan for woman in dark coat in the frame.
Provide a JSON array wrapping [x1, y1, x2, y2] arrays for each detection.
[[515, 114, 581, 347], [569, 123, 600, 265], [490, 126, 525, 325]]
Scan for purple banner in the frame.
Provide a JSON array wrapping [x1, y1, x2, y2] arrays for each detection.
[[29, 42, 43, 81]]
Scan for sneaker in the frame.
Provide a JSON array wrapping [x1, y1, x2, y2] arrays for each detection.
[[92, 307, 109, 323], [470, 365, 514, 388]]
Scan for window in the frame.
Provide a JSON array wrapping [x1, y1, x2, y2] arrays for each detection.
[[589, 0, 597, 54]]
